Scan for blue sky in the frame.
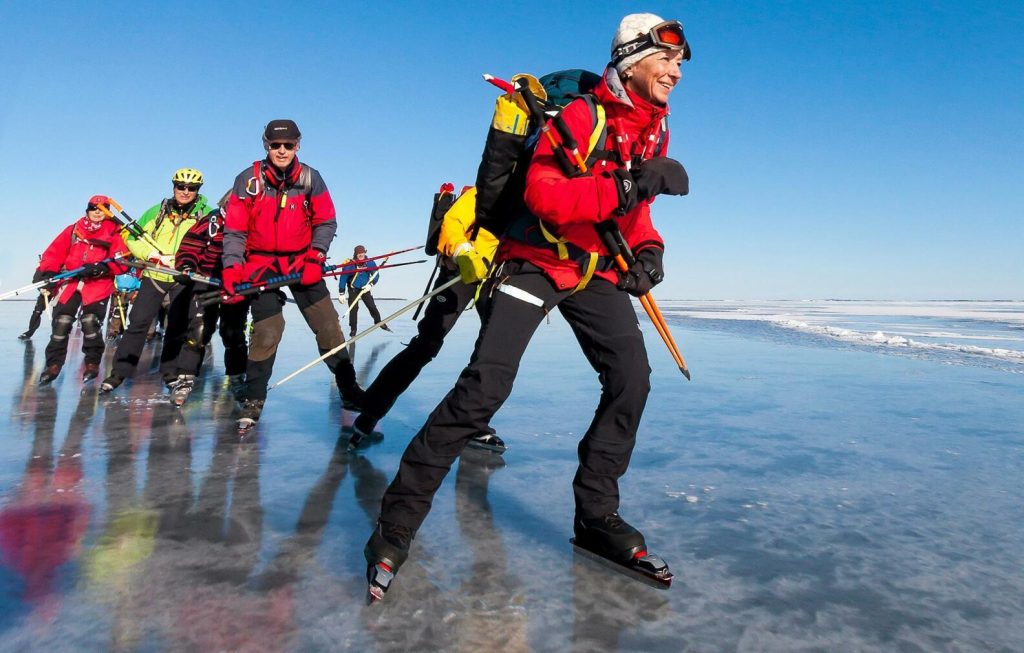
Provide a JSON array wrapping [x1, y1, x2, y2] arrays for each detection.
[[1, 1, 1021, 299]]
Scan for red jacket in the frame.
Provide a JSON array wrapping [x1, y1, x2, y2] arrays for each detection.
[[38, 217, 129, 305], [500, 67, 668, 291], [223, 159, 337, 280]]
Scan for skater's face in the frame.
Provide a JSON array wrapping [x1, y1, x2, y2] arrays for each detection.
[[624, 49, 683, 106], [266, 140, 299, 169], [173, 183, 199, 205], [86, 206, 105, 223]]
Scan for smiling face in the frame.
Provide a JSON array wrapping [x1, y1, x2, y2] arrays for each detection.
[[173, 184, 199, 205], [623, 49, 684, 106], [86, 206, 105, 223]]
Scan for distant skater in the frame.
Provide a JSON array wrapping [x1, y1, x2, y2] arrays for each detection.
[[337, 245, 390, 336]]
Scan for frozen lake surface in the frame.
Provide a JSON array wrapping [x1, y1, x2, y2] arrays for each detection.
[[1, 298, 1022, 651]]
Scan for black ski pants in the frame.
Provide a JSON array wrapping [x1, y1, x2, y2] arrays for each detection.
[[198, 298, 250, 376], [358, 267, 491, 427], [111, 278, 195, 378], [379, 262, 651, 531], [44, 292, 109, 367], [24, 293, 47, 337], [244, 279, 359, 401], [345, 285, 382, 334], [171, 286, 250, 377]]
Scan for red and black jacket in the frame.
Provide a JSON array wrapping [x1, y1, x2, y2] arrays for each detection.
[[500, 66, 668, 291], [223, 158, 336, 279], [37, 217, 129, 305], [175, 209, 225, 276]]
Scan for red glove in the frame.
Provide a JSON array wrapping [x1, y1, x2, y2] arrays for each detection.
[[301, 250, 326, 286], [221, 264, 245, 295]]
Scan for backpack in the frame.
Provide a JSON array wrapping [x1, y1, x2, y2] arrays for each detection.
[[472, 69, 615, 239], [423, 183, 457, 256]]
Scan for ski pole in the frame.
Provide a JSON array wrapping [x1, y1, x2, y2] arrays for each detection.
[[120, 259, 220, 286], [116, 292, 126, 326], [412, 259, 440, 321], [351, 245, 422, 265], [198, 260, 426, 307], [270, 276, 462, 389], [0, 254, 125, 301], [596, 221, 689, 379], [324, 260, 425, 279], [98, 202, 164, 253]]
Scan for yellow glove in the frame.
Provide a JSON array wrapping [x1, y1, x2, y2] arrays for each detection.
[[454, 243, 488, 285]]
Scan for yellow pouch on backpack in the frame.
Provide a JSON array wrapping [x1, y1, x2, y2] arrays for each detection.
[[491, 94, 530, 135]]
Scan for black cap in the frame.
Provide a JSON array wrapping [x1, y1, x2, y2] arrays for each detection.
[[263, 119, 301, 142]]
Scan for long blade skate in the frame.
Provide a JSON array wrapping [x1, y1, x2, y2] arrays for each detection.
[[366, 562, 395, 603], [571, 538, 673, 590]]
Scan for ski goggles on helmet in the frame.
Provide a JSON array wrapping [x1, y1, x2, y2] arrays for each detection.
[[612, 20, 691, 65]]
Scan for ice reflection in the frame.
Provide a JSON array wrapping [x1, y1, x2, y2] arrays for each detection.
[[0, 387, 92, 624]]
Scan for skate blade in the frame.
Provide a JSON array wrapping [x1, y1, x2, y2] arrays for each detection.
[[367, 585, 385, 604], [464, 440, 507, 454], [366, 562, 395, 603], [571, 538, 673, 590]]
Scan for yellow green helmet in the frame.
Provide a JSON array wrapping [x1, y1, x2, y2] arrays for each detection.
[[171, 167, 204, 186]]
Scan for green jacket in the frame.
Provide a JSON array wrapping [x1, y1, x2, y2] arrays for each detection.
[[125, 195, 211, 282]]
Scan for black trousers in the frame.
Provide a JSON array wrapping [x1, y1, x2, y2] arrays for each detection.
[[379, 262, 651, 531], [171, 286, 250, 377], [358, 267, 489, 426], [24, 293, 47, 336], [44, 292, 109, 367], [244, 279, 358, 401], [111, 278, 195, 378], [345, 286, 382, 333], [198, 299, 250, 376]]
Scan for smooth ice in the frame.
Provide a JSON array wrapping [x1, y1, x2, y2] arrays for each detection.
[[1, 299, 1023, 652]]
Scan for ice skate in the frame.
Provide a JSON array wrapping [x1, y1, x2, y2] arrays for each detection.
[[82, 362, 100, 382], [364, 521, 414, 603], [169, 374, 194, 407], [572, 512, 673, 589], [237, 399, 264, 432], [38, 364, 61, 385], [100, 374, 124, 393], [465, 432, 507, 454]]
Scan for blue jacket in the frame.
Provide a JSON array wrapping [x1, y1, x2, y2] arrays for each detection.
[[337, 259, 379, 291]]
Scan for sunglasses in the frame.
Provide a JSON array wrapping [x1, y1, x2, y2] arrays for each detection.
[[174, 183, 200, 192], [268, 141, 297, 151], [87, 204, 102, 211], [612, 20, 691, 63]]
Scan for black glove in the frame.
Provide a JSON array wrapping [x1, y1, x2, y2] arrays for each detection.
[[632, 158, 688, 201], [81, 262, 109, 278], [607, 168, 639, 215], [32, 269, 55, 284], [616, 247, 664, 297], [173, 260, 196, 286]]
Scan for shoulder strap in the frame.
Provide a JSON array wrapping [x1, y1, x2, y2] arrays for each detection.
[[297, 164, 312, 198]]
